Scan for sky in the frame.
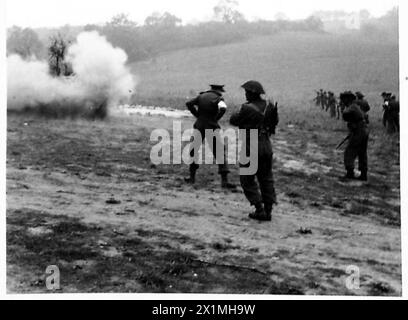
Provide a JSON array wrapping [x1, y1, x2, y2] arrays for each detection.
[[5, 0, 400, 28]]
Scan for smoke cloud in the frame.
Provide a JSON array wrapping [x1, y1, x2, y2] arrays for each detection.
[[7, 31, 136, 117]]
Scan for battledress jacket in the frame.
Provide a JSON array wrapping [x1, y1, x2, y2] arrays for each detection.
[[186, 90, 225, 131], [342, 103, 368, 147], [355, 98, 371, 113], [230, 99, 278, 157]]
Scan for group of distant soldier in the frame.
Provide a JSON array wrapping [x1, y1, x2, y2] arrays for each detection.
[[314, 89, 340, 119], [313, 89, 399, 183], [314, 89, 399, 134]]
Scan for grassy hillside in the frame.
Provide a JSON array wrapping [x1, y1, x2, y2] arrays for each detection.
[[130, 31, 399, 109]]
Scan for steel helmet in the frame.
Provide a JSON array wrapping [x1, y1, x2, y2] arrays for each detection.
[[339, 91, 356, 104], [241, 80, 265, 94]]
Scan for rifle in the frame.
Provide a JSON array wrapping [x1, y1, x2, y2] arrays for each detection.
[[336, 134, 350, 150]]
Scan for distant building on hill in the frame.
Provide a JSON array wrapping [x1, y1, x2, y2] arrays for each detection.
[[312, 10, 370, 33]]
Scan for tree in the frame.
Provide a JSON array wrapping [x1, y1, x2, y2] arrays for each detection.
[[107, 13, 138, 28], [304, 15, 324, 31], [84, 24, 100, 32], [48, 34, 72, 76], [274, 12, 289, 21], [101, 13, 149, 62], [213, 0, 245, 24], [359, 9, 371, 21], [7, 26, 45, 58], [145, 11, 182, 28]]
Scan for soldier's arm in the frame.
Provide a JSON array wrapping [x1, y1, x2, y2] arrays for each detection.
[[186, 97, 199, 117]]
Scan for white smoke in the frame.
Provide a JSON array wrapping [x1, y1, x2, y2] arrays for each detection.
[[7, 31, 136, 116]]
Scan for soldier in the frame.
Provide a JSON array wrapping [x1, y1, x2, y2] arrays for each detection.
[[340, 91, 369, 181], [324, 91, 330, 112], [381, 92, 392, 129], [387, 95, 399, 133], [321, 90, 328, 111], [337, 97, 345, 120], [328, 91, 337, 118], [319, 89, 325, 110], [355, 91, 370, 124], [230, 80, 278, 221], [185, 84, 235, 188], [313, 90, 321, 107]]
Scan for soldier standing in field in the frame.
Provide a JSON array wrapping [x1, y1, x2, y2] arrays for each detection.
[[337, 99, 345, 120], [381, 92, 392, 130], [184, 84, 235, 189], [328, 91, 337, 118], [340, 91, 369, 181], [313, 90, 321, 107], [355, 91, 371, 124], [230, 80, 279, 221], [388, 95, 400, 133], [321, 90, 328, 111]]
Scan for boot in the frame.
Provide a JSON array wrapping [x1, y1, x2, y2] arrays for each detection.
[[184, 170, 196, 184], [221, 174, 236, 189], [249, 203, 270, 221], [358, 170, 368, 181], [340, 168, 355, 181], [264, 203, 273, 221]]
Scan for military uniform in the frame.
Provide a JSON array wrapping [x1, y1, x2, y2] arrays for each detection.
[[387, 97, 399, 133], [355, 92, 370, 124], [321, 91, 327, 110], [328, 92, 337, 118], [342, 101, 369, 180], [381, 92, 392, 130], [313, 91, 321, 107], [337, 101, 345, 119], [185, 85, 233, 187], [230, 81, 278, 221]]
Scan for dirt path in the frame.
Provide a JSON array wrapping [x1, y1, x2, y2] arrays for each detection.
[[6, 111, 401, 295]]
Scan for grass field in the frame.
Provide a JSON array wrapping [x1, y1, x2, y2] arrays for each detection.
[[130, 32, 399, 109], [6, 31, 401, 295]]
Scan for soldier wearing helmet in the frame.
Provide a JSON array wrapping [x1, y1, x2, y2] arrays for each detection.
[[381, 92, 398, 133], [184, 84, 235, 188], [230, 80, 278, 221], [340, 91, 369, 181], [387, 94, 399, 133]]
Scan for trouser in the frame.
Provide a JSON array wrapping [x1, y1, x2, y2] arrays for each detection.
[[344, 128, 369, 173], [386, 113, 399, 133], [338, 106, 345, 119], [330, 105, 336, 118], [239, 138, 277, 207], [189, 126, 229, 175]]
